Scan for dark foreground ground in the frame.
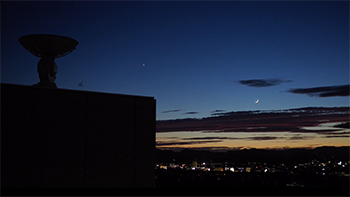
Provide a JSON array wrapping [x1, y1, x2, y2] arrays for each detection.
[[154, 168, 349, 195], [3, 170, 348, 196]]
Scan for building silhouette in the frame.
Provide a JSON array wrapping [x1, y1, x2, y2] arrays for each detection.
[[1, 83, 156, 188]]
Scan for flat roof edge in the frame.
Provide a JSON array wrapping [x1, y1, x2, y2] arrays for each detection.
[[0, 83, 155, 100]]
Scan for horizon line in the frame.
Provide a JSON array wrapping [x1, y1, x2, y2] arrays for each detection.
[[156, 145, 350, 152]]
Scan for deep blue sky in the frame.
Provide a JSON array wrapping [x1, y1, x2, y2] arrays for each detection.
[[2, 1, 349, 122]]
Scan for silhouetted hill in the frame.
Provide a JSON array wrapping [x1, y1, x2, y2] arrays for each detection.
[[156, 146, 349, 164], [312, 146, 350, 161]]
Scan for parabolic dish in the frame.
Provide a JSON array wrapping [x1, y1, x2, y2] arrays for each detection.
[[18, 34, 78, 58]]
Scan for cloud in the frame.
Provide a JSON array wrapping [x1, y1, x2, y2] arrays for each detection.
[[323, 135, 350, 138], [157, 146, 244, 152], [288, 135, 314, 140], [162, 109, 181, 114], [182, 135, 313, 141], [245, 136, 281, 141], [183, 137, 240, 140], [333, 122, 349, 129], [156, 107, 350, 135], [211, 110, 226, 116], [316, 131, 350, 135], [156, 140, 222, 146], [183, 136, 281, 141], [287, 84, 350, 97], [183, 111, 199, 115], [211, 110, 226, 113], [239, 78, 292, 87]]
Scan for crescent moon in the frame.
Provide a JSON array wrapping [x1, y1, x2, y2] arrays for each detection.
[[255, 99, 259, 104]]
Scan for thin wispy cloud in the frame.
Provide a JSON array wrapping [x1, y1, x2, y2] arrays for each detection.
[[211, 110, 226, 113], [183, 111, 199, 115], [316, 131, 350, 135], [183, 137, 241, 140], [239, 78, 292, 87], [246, 136, 281, 141], [334, 122, 349, 129], [324, 135, 350, 138], [156, 140, 221, 146], [288, 135, 314, 140], [287, 84, 350, 97], [211, 110, 226, 116], [182, 135, 313, 141], [162, 109, 181, 114]]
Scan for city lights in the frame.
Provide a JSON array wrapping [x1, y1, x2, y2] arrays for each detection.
[[156, 147, 349, 191], [156, 157, 350, 177]]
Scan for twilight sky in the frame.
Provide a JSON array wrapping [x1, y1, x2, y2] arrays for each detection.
[[2, 1, 349, 150]]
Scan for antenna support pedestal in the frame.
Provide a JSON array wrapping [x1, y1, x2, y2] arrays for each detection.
[[37, 56, 57, 88]]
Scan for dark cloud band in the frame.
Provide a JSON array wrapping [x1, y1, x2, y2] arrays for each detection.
[[183, 111, 199, 115], [157, 107, 350, 134], [162, 109, 181, 113], [287, 84, 350, 97], [239, 78, 292, 87], [156, 140, 221, 146], [182, 135, 313, 141]]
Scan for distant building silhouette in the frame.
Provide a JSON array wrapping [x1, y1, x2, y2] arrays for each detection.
[[1, 83, 156, 187]]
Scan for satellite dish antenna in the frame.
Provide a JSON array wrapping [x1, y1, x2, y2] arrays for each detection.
[[19, 34, 78, 88]]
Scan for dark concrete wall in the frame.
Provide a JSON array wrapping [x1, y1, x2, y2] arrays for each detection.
[[1, 83, 155, 187]]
